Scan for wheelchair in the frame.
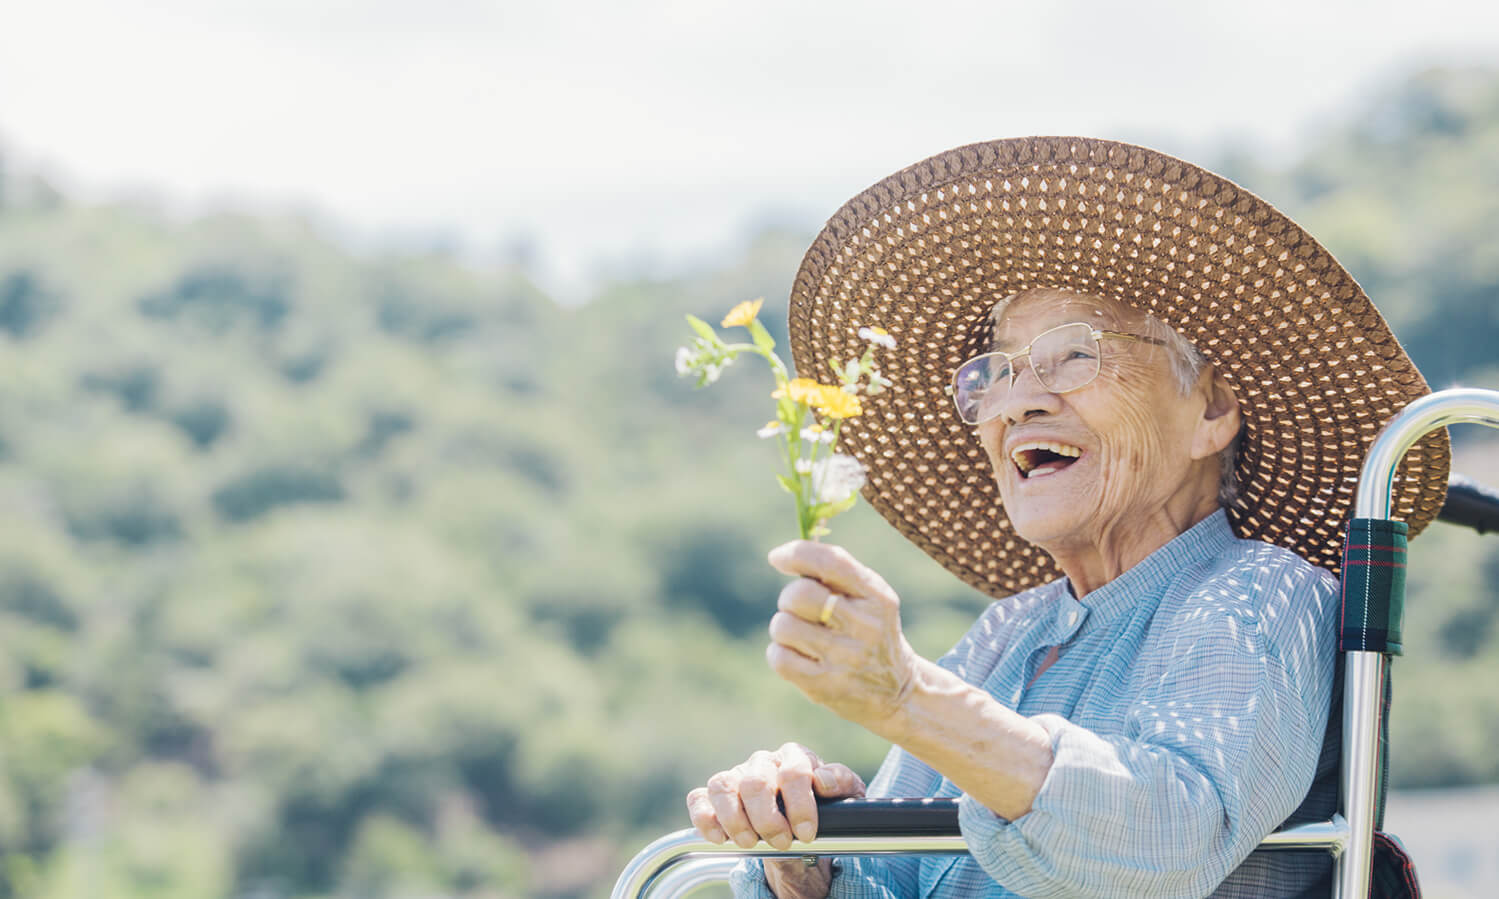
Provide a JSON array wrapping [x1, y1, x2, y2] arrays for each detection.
[[614, 387, 1499, 899]]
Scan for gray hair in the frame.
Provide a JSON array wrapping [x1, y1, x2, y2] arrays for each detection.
[[988, 290, 1241, 506]]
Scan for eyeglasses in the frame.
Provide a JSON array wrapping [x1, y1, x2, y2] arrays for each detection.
[[948, 322, 1166, 425]]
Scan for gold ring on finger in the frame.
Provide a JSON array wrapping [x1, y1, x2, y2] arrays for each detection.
[[818, 593, 840, 626]]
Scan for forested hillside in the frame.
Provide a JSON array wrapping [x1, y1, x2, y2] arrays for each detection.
[[0, 67, 1496, 898]]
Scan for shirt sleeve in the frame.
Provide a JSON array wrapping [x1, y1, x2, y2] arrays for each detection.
[[957, 558, 1340, 898]]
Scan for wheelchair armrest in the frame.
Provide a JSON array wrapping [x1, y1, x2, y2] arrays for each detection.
[[815, 798, 1348, 849], [1439, 473, 1499, 534], [611, 800, 968, 899], [613, 801, 1347, 899], [815, 797, 959, 837]]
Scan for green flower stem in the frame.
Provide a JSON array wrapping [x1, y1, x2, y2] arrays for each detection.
[[679, 309, 890, 542], [722, 342, 789, 382], [793, 403, 814, 540]]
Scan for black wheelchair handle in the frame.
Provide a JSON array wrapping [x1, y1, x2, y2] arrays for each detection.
[[1438, 473, 1499, 535], [814, 797, 961, 838]]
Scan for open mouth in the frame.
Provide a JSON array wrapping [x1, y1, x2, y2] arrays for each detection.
[[1010, 441, 1083, 479]]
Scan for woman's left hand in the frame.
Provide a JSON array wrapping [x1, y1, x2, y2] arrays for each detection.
[[766, 541, 920, 730]]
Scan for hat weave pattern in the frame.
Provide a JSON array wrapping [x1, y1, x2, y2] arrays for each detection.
[[789, 137, 1449, 598]]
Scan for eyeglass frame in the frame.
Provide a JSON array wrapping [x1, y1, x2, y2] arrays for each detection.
[[946, 322, 1167, 425]]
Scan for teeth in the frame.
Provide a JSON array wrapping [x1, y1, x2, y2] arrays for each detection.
[[1009, 441, 1084, 474]]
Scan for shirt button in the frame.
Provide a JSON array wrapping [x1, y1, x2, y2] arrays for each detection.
[[1066, 611, 1079, 627]]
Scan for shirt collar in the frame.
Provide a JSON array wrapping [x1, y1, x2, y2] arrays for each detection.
[[1055, 509, 1237, 638]]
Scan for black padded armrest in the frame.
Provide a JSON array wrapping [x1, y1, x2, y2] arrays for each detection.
[[815, 798, 960, 838], [1439, 474, 1499, 535]]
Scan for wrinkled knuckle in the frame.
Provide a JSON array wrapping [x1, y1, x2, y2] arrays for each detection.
[[738, 775, 772, 800], [776, 749, 813, 776], [706, 771, 736, 794], [778, 768, 813, 793]]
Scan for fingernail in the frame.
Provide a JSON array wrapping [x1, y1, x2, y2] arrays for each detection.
[[815, 769, 837, 792], [794, 822, 815, 842]]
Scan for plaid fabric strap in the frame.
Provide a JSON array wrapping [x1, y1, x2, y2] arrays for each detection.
[[1340, 519, 1409, 655], [1371, 831, 1423, 898]]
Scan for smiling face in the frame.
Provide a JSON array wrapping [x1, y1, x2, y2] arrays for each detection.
[[974, 290, 1238, 590]]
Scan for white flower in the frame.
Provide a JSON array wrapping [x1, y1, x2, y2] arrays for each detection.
[[800, 425, 834, 444], [811, 453, 866, 504], [674, 338, 732, 384], [858, 326, 897, 349], [757, 421, 788, 439], [794, 459, 813, 475]]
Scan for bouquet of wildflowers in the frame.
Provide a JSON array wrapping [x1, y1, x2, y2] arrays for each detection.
[[674, 298, 894, 540]]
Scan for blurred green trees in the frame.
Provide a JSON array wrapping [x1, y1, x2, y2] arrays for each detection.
[[0, 66, 1496, 898]]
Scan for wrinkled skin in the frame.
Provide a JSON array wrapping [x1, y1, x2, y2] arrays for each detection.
[[981, 293, 1240, 594], [686, 290, 1242, 898], [685, 742, 866, 897]]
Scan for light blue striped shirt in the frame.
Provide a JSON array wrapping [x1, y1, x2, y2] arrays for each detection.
[[733, 510, 1341, 898]]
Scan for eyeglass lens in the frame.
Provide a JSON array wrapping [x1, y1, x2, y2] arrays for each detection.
[[952, 323, 1102, 424]]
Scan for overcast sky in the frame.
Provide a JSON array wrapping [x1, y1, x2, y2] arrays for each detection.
[[2, 0, 1497, 300]]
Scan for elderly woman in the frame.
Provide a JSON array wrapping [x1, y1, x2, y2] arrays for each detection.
[[685, 138, 1449, 898]]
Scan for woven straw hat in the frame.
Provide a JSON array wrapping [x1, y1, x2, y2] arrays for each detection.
[[788, 136, 1450, 598]]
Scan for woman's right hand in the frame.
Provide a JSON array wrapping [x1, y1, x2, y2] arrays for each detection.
[[687, 741, 866, 848], [686, 743, 865, 896]]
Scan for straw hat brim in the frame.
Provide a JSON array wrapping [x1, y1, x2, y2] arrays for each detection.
[[788, 137, 1449, 598]]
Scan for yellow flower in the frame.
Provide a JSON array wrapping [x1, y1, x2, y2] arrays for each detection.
[[774, 378, 862, 417], [812, 386, 863, 419], [721, 298, 764, 328], [771, 377, 824, 404]]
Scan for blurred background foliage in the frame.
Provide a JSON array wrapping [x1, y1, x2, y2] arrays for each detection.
[[0, 66, 1496, 899]]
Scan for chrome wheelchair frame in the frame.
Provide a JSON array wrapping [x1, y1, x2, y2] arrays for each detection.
[[614, 388, 1499, 899]]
